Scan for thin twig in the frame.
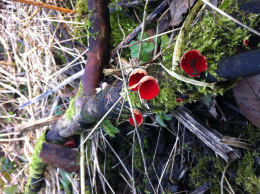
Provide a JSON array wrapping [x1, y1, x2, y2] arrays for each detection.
[[137, 0, 149, 59], [80, 133, 85, 194], [11, 0, 76, 14]]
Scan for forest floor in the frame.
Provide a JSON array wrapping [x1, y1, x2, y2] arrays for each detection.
[[0, 0, 260, 193]]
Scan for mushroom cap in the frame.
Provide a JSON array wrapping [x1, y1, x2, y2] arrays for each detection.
[[129, 109, 143, 126], [180, 49, 208, 77], [138, 75, 160, 100], [176, 98, 184, 102], [243, 38, 249, 47], [128, 68, 147, 91]]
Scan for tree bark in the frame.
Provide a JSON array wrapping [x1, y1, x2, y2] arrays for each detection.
[[40, 142, 80, 172], [82, 0, 110, 96]]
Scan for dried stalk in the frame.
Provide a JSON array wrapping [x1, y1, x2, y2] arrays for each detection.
[[11, 0, 76, 14]]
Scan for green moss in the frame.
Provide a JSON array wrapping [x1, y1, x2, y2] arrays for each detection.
[[132, 0, 260, 111], [236, 151, 260, 193], [25, 133, 47, 194], [65, 83, 83, 120], [73, 0, 91, 44], [110, 11, 138, 49], [190, 156, 225, 193], [243, 123, 260, 145]]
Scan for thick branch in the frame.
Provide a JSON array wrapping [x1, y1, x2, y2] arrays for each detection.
[[82, 0, 110, 95], [40, 142, 80, 172], [46, 82, 123, 142]]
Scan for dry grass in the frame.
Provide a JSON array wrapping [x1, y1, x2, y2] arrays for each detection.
[[0, 0, 85, 193]]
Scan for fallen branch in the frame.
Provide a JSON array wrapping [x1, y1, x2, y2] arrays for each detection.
[[172, 106, 240, 162], [40, 142, 80, 172]]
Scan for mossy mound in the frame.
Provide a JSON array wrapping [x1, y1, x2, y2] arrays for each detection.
[[130, 0, 260, 112]]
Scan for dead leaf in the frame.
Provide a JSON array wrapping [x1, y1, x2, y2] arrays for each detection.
[[169, 0, 196, 26], [233, 74, 260, 127]]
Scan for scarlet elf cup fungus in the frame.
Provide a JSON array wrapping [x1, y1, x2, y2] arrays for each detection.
[[128, 68, 147, 91], [180, 49, 208, 77], [138, 75, 160, 100], [129, 109, 143, 126]]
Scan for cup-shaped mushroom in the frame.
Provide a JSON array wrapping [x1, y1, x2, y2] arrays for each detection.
[[180, 49, 208, 77], [138, 75, 160, 100], [128, 68, 148, 91], [129, 109, 143, 126]]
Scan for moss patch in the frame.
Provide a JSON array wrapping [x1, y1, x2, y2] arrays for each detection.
[[25, 133, 47, 194], [130, 0, 260, 111], [65, 82, 83, 120], [236, 151, 260, 193]]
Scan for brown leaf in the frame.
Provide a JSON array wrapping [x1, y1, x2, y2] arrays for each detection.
[[169, 0, 196, 26], [233, 74, 260, 127]]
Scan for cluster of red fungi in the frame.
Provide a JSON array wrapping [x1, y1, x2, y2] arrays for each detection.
[[128, 68, 160, 126], [128, 49, 208, 126]]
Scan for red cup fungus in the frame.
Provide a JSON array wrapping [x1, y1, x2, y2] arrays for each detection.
[[176, 98, 184, 102], [138, 75, 160, 100], [129, 109, 143, 126], [243, 38, 249, 47], [180, 49, 208, 77], [64, 139, 76, 148], [128, 68, 147, 91]]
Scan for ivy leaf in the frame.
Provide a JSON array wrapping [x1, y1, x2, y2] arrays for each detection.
[[102, 120, 119, 137], [130, 32, 154, 62], [156, 112, 171, 128], [160, 35, 170, 48]]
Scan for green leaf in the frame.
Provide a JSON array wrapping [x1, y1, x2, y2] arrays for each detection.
[[102, 120, 120, 137], [160, 35, 170, 48], [155, 114, 166, 128], [156, 112, 171, 128], [130, 32, 154, 62], [5, 185, 18, 194], [160, 112, 171, 121]]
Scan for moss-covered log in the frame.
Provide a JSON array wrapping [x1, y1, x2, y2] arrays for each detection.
[[46, 81, 123, 142]]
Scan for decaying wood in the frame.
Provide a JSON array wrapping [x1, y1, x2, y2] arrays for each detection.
[[172, 106, 240, 162], [40, 142, 79, 172], [46, 81, 123, 143], [82, 0, 110, 96]]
